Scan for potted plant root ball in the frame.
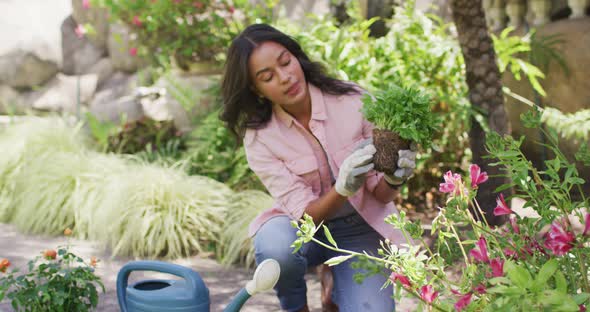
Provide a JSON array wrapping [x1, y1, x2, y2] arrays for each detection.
[[361, 84, 438, 175]]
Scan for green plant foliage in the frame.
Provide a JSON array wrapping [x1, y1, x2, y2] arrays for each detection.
[[0, 246, 104, 311], [541, 107, 590, 141], [99, 165, 233, 258], [361, 83, 439, 148], [185, 109, 265, 191], [492, 27, 546, 97], [94, 0, 237, 68], [0, 118, 246, 259], [217, 190, 273, 268], [0, 118, 90, 223]]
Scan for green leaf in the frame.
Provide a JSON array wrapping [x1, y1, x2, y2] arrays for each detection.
[[535, 259, 558, 285], [325, 255, 354, 266], [554, 270, 567, 293], [506, 261, 532, 289], [322, 225, 338, 248], [573, 293, 590, 305]]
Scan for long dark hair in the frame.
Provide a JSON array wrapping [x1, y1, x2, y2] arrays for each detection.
[[220, 23, 359, 143]]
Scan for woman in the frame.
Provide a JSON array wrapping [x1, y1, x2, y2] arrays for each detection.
[[220, 24, 416, 312]]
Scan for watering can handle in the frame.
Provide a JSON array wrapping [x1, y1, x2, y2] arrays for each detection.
[[116, 260, 202, 312]]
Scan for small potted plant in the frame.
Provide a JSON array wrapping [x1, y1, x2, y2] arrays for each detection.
[[361, 83, 438, 175]]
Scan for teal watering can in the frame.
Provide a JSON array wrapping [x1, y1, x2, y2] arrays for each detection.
[[117, 259, 280, 312]]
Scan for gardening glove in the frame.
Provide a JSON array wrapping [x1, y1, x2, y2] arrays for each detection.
[[384, 143, 418, 186], [334, 142, 376, 197]]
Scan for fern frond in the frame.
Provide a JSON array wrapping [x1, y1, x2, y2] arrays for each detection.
[[541, 107, 590, 140]]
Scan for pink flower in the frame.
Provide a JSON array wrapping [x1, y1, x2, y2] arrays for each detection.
[[455, 293, 473, 311], [439, 170, 463, 195], [580, 304, 587, 312], [132, 15, 142, 27], [509, 215, 520, 234], [504, 247, 518, 259], [493, 193, 513, 216], [129, 47, 138, 56], [469, 236, 490, 263], [583, 213, 590, 237], [469, 164, 488, 188], [228, 5, 235, 14], [74, 24, 87, 38], [490, 258, 504, 277], [193, 1, 204, 9], [544, 221, 575, 256], [474, 284, 487, 294], [82, 0, 90, 9], [389, 272, 411, 288], [419, 285, 439, 304]]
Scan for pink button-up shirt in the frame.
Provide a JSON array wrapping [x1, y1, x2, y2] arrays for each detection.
[[244, 83, 406, 244]]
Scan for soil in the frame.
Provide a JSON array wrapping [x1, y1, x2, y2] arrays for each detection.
[[372, 128, 410, 175]]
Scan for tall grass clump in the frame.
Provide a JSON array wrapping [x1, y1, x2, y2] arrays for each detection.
[[97, 164, 233, 259], [0, 118, 89, 223], [217, 190, 273, 268]]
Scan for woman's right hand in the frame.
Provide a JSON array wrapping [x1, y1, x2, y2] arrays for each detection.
[[334, 143, 376, 197]]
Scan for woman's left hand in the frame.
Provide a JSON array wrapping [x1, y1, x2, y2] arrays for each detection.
[[384, 143, 417, 186]]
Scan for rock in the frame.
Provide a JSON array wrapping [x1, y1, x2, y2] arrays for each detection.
[[89, 92, 144, 124], [88, 58, 115, 89], [108, 22, 143, 73], [0, 0, 70, 67], [89, 72, 143, 123], [61, 15, 106, 75], [0, 50, 59, 88], [32, 73, 98, 113], [136, 87, 192, 132], [71, 0, 110, 50], [153, 71, 220, 117], [0, 85, 29, 114]]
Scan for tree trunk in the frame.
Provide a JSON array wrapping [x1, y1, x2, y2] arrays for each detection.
[[450, 0, 511, 226]]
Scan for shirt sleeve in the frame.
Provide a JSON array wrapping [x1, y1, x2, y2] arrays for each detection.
[[244, 130, 317, 220]]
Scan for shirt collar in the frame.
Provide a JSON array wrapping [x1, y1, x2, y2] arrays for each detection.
[[273, 83, 328, 128]]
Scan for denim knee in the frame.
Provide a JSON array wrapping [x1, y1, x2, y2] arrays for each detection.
[[254, 216, 308, 311]]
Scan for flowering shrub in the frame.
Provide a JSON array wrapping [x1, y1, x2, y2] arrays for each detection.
[[292, 108, 590, 311], [89, 0, 277, 68], [0, 229, 104, 311]]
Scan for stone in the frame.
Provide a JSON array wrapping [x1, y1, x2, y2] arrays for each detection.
[[32, 73, 98, 113], [89, 72, 143, 123], [0, 50, 58, 89], [61, 15, 105, 75], [107, 22, 143, 73], [0, 85, 28, 114], [0, 0, 70, 67], [71, 0, 110, 50], [88, 58, 115, 90], [136, 87, 192, 133]]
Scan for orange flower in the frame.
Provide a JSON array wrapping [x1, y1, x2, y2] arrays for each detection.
[[64, 228, 73, 236], [43, 249, 57, 260], [90, 256, 98, 267], [0, 258, 10, 273]]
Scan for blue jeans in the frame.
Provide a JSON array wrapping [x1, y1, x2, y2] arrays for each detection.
[[254, 213, 395, 312]]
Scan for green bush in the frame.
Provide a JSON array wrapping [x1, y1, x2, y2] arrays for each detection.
[[185, 109, 265, 191], [0, 245, 104, 312], [0, 118, 241, 259], [93, 0, 237, 68]]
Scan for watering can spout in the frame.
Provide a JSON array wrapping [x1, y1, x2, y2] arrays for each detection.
[[223, 259, 281, 312]]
